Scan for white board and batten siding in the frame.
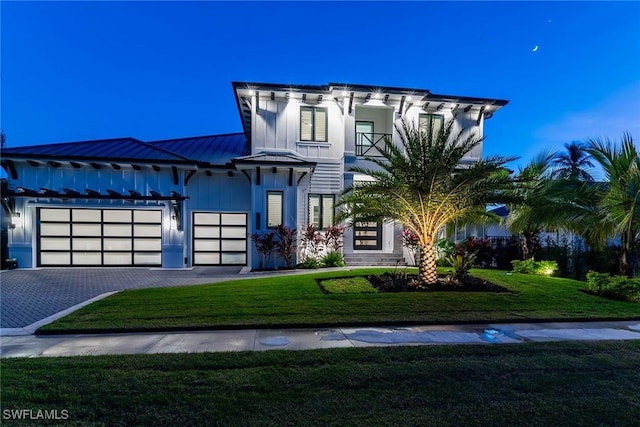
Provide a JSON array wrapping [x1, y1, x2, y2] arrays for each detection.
[[253, 98, 345, 159]]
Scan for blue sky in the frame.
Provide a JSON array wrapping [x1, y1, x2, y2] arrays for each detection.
[[2, 1, 639, 173]]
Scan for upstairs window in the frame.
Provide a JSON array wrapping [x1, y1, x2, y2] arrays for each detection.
[[308, 194, 334, 230], [419, 114, 444, 139], [300, 106, 327, 142], [267, 191, 283, 228]]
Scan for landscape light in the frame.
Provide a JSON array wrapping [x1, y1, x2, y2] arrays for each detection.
[[11, 212, 22, 228]]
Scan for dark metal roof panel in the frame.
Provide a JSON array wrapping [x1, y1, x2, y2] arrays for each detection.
[[1, 137, 189, 162], [1, 133, 249, 166], [149, 133, 249, 165]]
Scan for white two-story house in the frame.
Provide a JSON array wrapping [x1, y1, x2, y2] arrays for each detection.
[[1, 81, 507, 269]]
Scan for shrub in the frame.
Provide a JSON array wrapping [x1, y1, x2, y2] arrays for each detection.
[[457, 237, 493, 267], [324, 225, 345, 252], [300, 258, 322, 269], [445, 252, 476, 284], [586, 271, 611, 293], [251, 231, 277, 269], [402, 229, 420, 266], [274, 225, 297, 268], [511, 259, 558, 276], [321, 251, 345, 267], [300, 224, 325, 262], [586, 271, 640, 302]]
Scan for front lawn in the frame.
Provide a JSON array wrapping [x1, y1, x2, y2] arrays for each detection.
[[38, 268, 640, 333], [2, 341, 640, 426]]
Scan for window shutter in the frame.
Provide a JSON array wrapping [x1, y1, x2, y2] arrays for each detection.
[[300, 107, 313, 141], [314, 108, 327, 141], [267, 192, 283, 227]]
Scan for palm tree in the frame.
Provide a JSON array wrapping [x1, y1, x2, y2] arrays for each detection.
[[585, 133, 639, 277], [506, 152, 558, 260], [337, 118, 515, 285], [553, 141, 595, 181]]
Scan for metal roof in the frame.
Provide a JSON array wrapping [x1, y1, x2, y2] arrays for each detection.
[[150, 133, 249, 166], [232, 151, 316, 169], [0, 133, 249, 167]]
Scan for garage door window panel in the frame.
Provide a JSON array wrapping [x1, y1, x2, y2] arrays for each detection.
[[40, 238, 71, 250], [73, 253, 102, 265], [104, 238, 132, 251], [41, 252, 71, 265], [134, 239, 161, 251], [41, 223, 71, 236], [109, 211, 133, 222]]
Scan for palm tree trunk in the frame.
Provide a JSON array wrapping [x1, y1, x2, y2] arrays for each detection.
[[521, 230, 540, 261], [418, 242, 438, 285], [619, 248, 631, 278]]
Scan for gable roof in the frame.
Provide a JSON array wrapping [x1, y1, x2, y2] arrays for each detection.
[[232, 151, 316, 169], [1, 133, 249, 167]]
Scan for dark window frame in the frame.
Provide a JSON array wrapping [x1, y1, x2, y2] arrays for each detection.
[[418, 113, 444, 138], [300, 106, 328, 142], [266, 190, 284, 228], [308, 193, 335, 230]]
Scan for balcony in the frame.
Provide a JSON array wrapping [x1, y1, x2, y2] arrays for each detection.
[[355, 133, 392, 157]]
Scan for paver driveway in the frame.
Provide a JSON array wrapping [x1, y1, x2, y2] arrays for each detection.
[[0, 267, 243, 328]]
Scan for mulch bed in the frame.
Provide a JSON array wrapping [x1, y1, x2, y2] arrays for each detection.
[[367, 272, 511, 293]]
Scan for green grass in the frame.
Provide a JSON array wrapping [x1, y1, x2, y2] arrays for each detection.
[[38, 268, 640, 333], [2, 341, 640, 426], [320, 276, 378, 293]]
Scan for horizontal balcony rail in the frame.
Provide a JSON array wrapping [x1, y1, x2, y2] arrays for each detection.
[[356, 132, 392, 157]]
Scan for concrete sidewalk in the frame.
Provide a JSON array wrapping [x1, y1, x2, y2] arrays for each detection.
[[2, 320, 640, 358]]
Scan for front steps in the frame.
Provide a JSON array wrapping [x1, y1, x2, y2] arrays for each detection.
[[343, 253, 407, 267]]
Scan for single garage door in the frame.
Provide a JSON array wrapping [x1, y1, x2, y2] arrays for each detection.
[[192, 212, 247, 265], [38, 208, 162, 266]]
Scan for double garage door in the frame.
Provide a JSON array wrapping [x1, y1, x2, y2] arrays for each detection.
[[38, 208, 162, 266]]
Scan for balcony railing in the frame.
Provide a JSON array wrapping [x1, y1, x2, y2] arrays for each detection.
[[356, 132, 392, 157]]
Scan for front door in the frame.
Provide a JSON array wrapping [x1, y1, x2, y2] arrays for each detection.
[[353, 221, 382, 250]]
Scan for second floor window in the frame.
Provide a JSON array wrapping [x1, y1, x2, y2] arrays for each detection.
[[300, 106, 327, 142], [419, 114, 444, 140]]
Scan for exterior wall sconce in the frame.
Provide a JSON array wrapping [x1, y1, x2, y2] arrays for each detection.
[[170, 214, 177, 230], [11, 212, 22, 228]]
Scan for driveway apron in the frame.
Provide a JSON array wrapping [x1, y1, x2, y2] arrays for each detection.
[[0, 267, 243, 328]]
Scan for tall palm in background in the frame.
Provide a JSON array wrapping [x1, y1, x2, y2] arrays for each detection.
[[553, 141, 595, 182], [506, 152, 558, 260], [337, 118, 514, 285], [584, 133, 639, 277]]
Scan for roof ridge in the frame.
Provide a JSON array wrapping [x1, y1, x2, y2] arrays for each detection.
[[149, 132, 245, 144]]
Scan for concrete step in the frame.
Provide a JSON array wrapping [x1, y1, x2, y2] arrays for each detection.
[[343, 254, 407, 266]]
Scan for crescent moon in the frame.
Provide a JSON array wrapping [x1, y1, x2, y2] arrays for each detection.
[[532, 45, 539, 52]]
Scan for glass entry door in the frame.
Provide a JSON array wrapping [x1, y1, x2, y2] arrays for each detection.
[[353, 221, 382, 250]]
